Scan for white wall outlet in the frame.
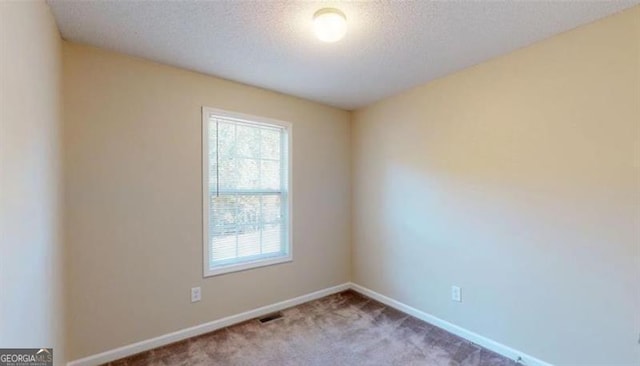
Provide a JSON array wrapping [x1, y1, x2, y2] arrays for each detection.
[[451, 286, 462, 302], [191, 287, 201, 303]]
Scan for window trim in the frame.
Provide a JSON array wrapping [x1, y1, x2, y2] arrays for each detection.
[[202, 107, 293, 277]]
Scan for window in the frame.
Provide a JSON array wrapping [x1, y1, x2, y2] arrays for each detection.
[[202, 107, 292, 277]]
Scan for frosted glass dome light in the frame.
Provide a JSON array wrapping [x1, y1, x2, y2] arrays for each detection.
[[313, 8, 347, 43]]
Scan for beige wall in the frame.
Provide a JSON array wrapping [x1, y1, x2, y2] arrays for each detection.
[[63, 43, 351, 360], [0, 1, 65, 365], [352, 6, 639, 365]]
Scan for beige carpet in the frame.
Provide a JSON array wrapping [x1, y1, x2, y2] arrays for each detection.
[[106, 290, 518, 365]]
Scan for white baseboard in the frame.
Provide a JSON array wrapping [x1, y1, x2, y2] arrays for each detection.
[[68, 281, 552, 366], [348, 282, 553, 366], [67, 283, 350, 366]]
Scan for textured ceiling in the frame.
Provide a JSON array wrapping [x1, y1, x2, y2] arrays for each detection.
[[48, 0, 639, 110]]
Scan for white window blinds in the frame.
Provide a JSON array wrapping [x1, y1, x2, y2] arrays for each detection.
[[203, 108, 291, 276]]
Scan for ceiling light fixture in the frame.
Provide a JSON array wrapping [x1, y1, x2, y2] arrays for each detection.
[[313, 8, 347, 43]]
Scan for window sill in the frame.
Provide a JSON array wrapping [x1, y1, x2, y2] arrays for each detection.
[[203, 254, 292, 277]]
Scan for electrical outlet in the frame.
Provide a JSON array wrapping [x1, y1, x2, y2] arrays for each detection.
[[451, 286, 462, 302], [191, 287, 201, 303]]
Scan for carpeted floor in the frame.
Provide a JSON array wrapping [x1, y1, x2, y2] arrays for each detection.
[[105, 290, 518, 365]]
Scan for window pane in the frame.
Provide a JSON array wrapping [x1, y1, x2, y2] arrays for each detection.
[[262, 223, 282, 254], [261, 160, 280, 190], [210, 195, 237, 233], [235, 195, 261, 228], [262, 194, 281, 223], [210, 228, 237, 262], [217, 121, 236, 153], [210, 194, 285, 265], [236, 158, 260, 190], [211, 120, 239, 191], [261, 129, 281, 160], [236, 124, 261, 158], [237, 226, 262, 257]]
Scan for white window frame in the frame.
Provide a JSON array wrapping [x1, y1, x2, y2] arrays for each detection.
[[202, 107, 293, 277]]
